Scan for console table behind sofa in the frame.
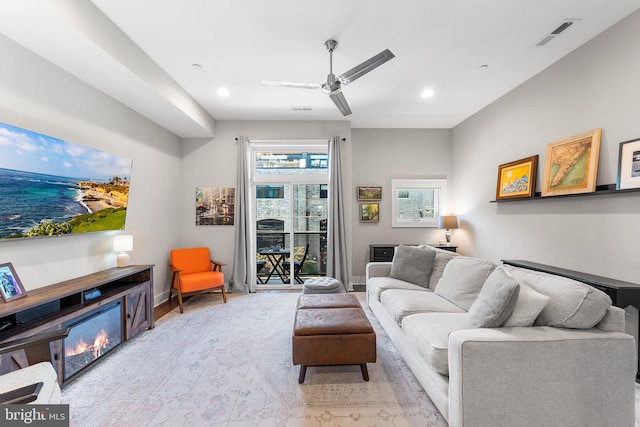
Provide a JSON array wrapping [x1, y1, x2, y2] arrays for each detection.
[[502, 260, 640, 381]]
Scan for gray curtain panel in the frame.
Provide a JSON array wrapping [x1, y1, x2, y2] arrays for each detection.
[[327, 136, 349, 291], [231, 136, 251, 293]]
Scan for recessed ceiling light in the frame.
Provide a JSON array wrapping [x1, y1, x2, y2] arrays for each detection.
[[421, 88, 435, 98], [217, 88, 230, 97], [192, 63, 202, 69], [478, 64, 489, 70]]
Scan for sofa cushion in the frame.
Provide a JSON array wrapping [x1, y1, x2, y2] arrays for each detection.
[[402, 312, 468, 375], [434, 257, 497, 311], [389, 244, 436, 289], [503, 283, 550, 327], [380, 289, 465, 326], [426, 247, 460, 290], [367, 276, 430, 301], [503, 266, 612, 329], [465, 267, 520, 328]]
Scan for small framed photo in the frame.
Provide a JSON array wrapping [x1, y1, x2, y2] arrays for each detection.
[[496, 155, 538, 200], [360, 203, 380, 223], [0, 262, 27, 302], [616, 137, 640, 190], [357, 186, 382, 201], [542, 128, 601, 197]]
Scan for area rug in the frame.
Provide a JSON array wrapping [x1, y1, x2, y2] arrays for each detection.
[[61, 292, 446, 426]]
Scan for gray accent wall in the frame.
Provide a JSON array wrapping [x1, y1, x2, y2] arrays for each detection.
[[451, 10, 640, 283], [350, 129, 452, 285]]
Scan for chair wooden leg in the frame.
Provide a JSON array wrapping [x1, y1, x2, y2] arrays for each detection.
[[221, 285, 227, 303], [177, 287, 184, 314]]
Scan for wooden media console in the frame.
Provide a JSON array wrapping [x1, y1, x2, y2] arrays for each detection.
[[0, 265, 154, 385]]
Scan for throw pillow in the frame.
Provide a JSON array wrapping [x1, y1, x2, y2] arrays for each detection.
[[503, 283, 550, 327], [465, 267, 520, 328], [389, 245, 436, 289], [503, 266, 612, 329], [434, 256, 497, 311]]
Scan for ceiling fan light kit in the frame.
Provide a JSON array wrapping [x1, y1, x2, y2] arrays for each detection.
[[261, 39, 394, 116]]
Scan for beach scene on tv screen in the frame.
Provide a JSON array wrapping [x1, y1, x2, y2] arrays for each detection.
[[0, 121, 133, 240]]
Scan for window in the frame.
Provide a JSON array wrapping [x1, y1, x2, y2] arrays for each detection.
[[391, 179, 447, 227], [254, 152, 328, 175]]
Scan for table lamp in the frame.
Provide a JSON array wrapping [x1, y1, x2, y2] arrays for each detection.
[[438, 215, 458, 245], [113, 235, 133, 267]]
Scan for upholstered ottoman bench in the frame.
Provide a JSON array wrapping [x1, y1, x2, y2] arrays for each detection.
[[302, 276, 343, 294], [292, 293, 376, 383]]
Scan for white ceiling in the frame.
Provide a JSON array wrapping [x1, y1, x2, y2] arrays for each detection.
[[0, 0, 638, 138]]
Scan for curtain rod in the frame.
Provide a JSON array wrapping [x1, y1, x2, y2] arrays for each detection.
[[235, 137, 346, 141]]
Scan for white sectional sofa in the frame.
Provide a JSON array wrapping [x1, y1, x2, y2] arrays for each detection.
[[366, 244, 636, 427]]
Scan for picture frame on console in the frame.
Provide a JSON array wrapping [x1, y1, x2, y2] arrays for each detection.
[[357, 186, 382, 201], [0, 262, 27, 302], [616, 137, 640, 190], [495, 155, 538, 200], [541, 128, 601, 197]]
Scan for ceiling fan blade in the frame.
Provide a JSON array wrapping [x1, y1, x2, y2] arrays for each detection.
[[329, 90, 352, 116], [337, 49, 395, 85], [259, 80, 321, 89]]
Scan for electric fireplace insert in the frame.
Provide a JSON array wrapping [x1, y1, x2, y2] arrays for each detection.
[[63, 301, 122, 381]]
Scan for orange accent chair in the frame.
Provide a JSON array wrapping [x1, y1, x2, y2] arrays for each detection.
[[169, 247, 226, 313]]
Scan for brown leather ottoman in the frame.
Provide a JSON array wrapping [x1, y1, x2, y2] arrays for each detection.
[[292, 294, 376, 383]]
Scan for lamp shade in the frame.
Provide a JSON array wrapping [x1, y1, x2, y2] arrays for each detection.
[[113, 234, 133, 252], [438, 215, 458, 230]]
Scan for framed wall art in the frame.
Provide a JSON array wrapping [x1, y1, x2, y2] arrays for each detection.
[[360, 203, 380, 223], [0, 262, 27, 302], [357, 186, 382, 200], [616, 137, 640, 190], [196, 187, 235, 225], [541, 128, 601, 197], [495, 155, 538, 200]]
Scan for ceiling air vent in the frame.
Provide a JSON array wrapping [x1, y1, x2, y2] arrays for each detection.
[[292, 106, 313, 111], [536, 19, 579, 46]]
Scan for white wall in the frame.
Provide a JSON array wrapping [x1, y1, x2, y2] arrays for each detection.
[[179, 120, 352, 286], [0, 34, 182, 304], [451, 10, 640, 282], [351, 128, 452, 284]]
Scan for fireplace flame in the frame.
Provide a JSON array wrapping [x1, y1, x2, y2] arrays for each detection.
[[93, 328, 109, 358], [65, 328, 110, 358], [66, 337, 90, 356]]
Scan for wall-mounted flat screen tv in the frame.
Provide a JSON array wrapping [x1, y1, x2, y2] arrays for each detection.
[[0, 121, 133, 240]]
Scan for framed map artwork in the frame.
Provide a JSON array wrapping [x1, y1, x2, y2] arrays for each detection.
[[541, 129, 601, 197], [496, 155, 538, 200]]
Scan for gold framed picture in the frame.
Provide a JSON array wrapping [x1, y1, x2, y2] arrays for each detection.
[[360, 203, 379, 223], [541, 129, 601, 197], [496, 155, 538, 200], [357, 186, 382, 201]]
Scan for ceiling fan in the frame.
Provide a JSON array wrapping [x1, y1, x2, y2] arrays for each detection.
[[260, 40, 395, 116]]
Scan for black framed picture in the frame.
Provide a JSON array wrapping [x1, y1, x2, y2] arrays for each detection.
[[617, 137, 640, 190]]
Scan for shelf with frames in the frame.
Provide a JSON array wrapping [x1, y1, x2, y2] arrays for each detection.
[[490, 184, 640, 203]]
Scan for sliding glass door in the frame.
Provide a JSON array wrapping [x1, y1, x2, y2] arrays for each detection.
[[252, 142, 328, 288]]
